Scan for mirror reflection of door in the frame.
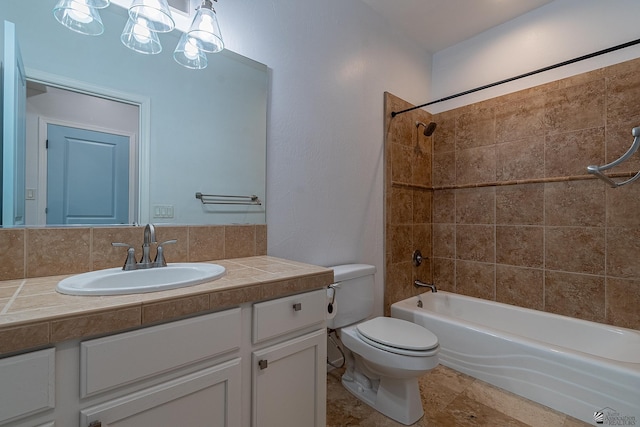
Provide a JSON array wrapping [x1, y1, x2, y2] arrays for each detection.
[[46, 124, 130, 225], [27, 84, 139, 225], [1, 20, 27, 226]]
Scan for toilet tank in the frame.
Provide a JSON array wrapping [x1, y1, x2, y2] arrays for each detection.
[[327, 264, 376, 329]]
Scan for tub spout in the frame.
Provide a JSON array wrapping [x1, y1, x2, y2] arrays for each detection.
[[414, 280, 437, 292]]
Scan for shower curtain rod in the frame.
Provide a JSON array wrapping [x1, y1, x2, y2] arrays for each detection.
[[390, 37, 640, 117]]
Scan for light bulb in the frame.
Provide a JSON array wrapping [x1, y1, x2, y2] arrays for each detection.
[[184, 37, 201, 60], [66, 3, 94, 23], [133, 22, 152, 44], [198, 15, 214, 33]]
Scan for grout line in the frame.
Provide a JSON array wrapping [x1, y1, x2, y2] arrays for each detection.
[[1, 280, 27, 315]]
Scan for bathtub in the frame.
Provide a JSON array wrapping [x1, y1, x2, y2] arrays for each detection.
[[390, 291, 640, 424]]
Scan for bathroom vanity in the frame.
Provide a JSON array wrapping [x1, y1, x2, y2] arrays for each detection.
[[0, 256, 332, 427]]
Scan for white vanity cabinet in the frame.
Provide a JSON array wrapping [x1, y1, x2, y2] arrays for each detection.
[[78, 308, 242, 427], [0, 348, 55, 426], [0, 288, 327, 427], [251, 289, 327, 427]]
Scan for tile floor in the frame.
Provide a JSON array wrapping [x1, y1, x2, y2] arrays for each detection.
[[326, 365, 593, 426]]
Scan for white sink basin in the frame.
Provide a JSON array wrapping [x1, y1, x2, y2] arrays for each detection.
[[56, 263, 226, 296]]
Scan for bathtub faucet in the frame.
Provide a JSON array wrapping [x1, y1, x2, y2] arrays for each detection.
[[414, 280, 437, 292]]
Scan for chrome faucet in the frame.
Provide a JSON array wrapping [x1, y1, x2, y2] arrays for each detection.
[[414, 280, 437, 292], [112, 224, 176, 270], [138, 224, 157, 268]]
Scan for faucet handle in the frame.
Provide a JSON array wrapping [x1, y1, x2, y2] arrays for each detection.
[[153, 240, 177, 267], [111, 242, 137, 270]]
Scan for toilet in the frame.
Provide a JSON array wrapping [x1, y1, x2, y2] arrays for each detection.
[[328, 264, 439, 425]]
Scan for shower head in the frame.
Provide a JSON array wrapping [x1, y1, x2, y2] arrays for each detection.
[[416, 121, 437, 137]]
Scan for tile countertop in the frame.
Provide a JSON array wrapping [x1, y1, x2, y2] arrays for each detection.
[[0, 256, 334, 356]]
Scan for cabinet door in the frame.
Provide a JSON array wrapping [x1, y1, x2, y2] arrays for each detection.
[[252, 329, 326, 427], [0, 348, 55, 425], [80, 358, 241, 427]]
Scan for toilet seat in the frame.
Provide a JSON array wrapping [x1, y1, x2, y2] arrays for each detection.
[[356, 317, 438, 356]]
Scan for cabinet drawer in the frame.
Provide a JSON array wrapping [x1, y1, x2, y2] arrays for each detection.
[[253, 289, 326, 343], [0, 348, 55, 424], [81, 358, 241, 427], [81, 308, 241, 397]]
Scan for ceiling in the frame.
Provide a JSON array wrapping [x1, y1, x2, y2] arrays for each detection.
[[360, 0, 554, 53]]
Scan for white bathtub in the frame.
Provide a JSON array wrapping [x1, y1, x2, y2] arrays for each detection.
[[390, 291, 640, 424]]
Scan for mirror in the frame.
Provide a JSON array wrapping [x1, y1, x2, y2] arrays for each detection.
[[0, 1, 267, 226]]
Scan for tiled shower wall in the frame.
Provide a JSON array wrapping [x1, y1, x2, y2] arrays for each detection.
[[385, 57, 640, 331], [0, 224, 267, 281], [384, 93, 434, 315]]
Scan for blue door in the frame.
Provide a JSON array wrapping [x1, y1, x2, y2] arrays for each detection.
[[47, 124, 130, 225], [1, 20, 26, 226]]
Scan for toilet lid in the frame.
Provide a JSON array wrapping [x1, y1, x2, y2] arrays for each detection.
[[356, 317, 438, 351]]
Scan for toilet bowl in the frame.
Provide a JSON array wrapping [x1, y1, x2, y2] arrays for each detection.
[[328, 264, 439, 425]]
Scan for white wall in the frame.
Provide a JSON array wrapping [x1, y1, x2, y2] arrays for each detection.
[[209, 0, 433, 315], [430, 0, 640, 113]]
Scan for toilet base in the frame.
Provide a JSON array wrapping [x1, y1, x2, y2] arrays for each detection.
[[341, 371, 424, 425]]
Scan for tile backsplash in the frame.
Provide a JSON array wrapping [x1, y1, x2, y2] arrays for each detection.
[[0, 224, 267, 280]]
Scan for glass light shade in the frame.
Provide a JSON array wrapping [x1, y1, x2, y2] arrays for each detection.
[[121, 17, 162, 54], [173, 33, 208, 69], [53, 0, 104, 36], [89, 0, 110, 9], [187, 2, 224, 53], [128, 0, 175, 33]]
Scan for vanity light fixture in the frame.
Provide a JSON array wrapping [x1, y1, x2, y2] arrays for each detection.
[[90, 0, 111, 8], [173, 32, 208, 69], [121, 17, 163, 54], [53, 0, 225, 69], [128, 0, 175, 33], [53, 0, 105, 36], [185, 0, 224, 53]]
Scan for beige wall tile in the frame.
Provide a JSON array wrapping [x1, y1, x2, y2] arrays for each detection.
[[413, 189, 432, 224], [255, 224, 268, 256], [433, 224, 455, 258], [496, 265, 543, 310], [432, 189, 455, 223], [433, 151, 456, 187], [606, 277, 640, 329], [92, 226, 144, 270], [606, 183, 640, 227], [496, 136, 544, 182], [456, 105, 496, 150], [224, 225, 256, 259], [188, 226, 225, 262], [155, 226, 189, 262], [606, 227, 640, 279], [456, 225, 494, 263], [544, 127, 605, 177], [26, 228, 91, 278], [388, 224, 413, 264], [496, 184, 544, 226], [388, 187, 413, 224], [545, 227, 605, 275], [456, 187, 495, 224], [543, 79, 605, 135], [0, 228, 25, 281], [545, 271, 605, 322], [544, 181, 605, 227], [432, 257, 455, 292], [456, 260, 495, 300], [456, 145, 496, 185], [495, 93, 546, 143], [496, 226, 543, 268]]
